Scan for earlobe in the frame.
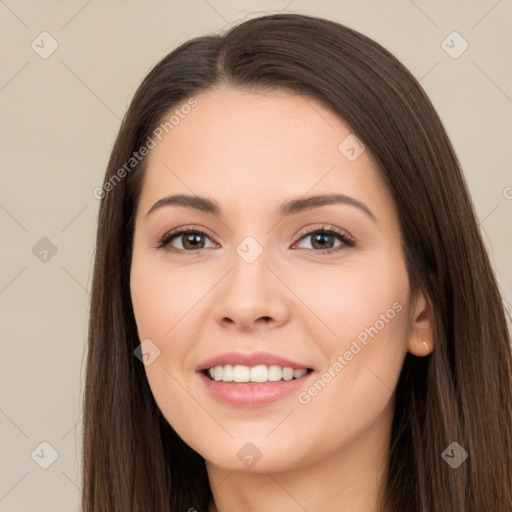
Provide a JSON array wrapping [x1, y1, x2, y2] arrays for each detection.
[[408, 340, 433, 357], [407, 288, 435, 357]]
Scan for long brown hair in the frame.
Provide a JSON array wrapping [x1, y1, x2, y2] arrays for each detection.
[[82, 13, 512, 511]]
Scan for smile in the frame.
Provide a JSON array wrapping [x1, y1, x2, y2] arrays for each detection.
[[196, 351, 315, 406]]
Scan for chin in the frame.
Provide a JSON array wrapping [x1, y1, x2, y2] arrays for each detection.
[[192, 434, 309, 474]]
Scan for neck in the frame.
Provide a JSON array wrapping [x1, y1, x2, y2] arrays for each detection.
[[206, 403, 393, 512]]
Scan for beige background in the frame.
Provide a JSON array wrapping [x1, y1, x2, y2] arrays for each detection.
[[1, 0, 511, 509]]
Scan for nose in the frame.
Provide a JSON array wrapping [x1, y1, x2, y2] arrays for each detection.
[[212, 254, 290, 332]]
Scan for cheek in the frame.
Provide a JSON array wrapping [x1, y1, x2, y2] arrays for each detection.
[[289, 260, 410, 458], [295, 253, 410, 351], [130, 254, 203, 341], [304, 253, 411, 400], [130, 258, 208, 443]]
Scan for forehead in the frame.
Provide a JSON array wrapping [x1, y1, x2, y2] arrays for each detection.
[[138, 85, 393, 222]]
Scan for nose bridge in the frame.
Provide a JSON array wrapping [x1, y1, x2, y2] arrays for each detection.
[[231, 242, 269, 293]]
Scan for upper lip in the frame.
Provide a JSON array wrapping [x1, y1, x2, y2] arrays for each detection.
[[196, 351, 313, 371]]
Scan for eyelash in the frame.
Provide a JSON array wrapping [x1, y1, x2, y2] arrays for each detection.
[[154, 225, 356, 255]]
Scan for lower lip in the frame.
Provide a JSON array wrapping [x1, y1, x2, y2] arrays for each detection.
[[198, 371, 315, 407]]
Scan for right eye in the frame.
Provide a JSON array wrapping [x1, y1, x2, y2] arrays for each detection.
[[155, 228, 218, 252]]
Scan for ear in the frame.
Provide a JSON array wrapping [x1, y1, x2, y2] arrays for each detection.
[[407, 287, 435, 356]]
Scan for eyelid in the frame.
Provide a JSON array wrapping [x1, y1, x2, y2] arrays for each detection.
[[294, 224, 352, 242]]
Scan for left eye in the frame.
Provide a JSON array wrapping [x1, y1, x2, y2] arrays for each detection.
[[294, 228, 355, 253]]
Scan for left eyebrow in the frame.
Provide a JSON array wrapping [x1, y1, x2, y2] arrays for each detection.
[[145, 193, 377, 224], [277, 193, 377, 223]]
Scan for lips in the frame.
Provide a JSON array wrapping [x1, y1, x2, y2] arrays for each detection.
[[196, 351, 315, 406]]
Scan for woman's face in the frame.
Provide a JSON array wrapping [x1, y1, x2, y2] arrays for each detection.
[[130, 85, 429, 473]]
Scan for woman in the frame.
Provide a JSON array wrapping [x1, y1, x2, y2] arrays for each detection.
[[82, 13, 512, 512]]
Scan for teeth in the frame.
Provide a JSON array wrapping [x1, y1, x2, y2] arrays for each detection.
[[250, 365, 268, 382], [222, 364, 234, 382], [233, 365, 250, 382], [268, 365, 282, 381], [206, 364, 309, 383]]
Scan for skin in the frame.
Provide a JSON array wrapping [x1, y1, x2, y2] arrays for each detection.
[[130, 85, 434, 512]]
